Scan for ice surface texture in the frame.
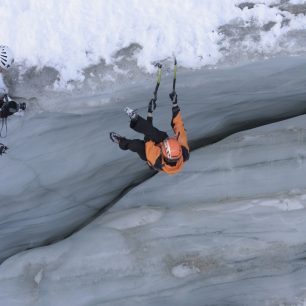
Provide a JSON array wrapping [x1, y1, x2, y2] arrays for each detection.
[[1, 56, 306, 263], [1, 63, 306, 305]]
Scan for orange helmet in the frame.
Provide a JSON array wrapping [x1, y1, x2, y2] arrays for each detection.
[[161, 137, 182, 163]]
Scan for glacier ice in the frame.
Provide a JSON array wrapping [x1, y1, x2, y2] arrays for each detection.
[[0, 56, 306, 305]]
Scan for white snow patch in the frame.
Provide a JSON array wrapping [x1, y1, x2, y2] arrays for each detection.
[[171, 263, 200, 278], [34, 269, 44, 285], [113, 65, 129, 75], [1, 0, 306, 85], [257, 198, 304, 211], [289, 0, 306, 4]]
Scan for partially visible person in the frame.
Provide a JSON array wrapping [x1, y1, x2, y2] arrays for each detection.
[[0, 45, 26, 120]]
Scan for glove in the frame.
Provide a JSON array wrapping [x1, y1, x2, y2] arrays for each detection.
[[19, 102, 26, 111], [0, 144, 8, 155], [148, 98, 156, 113], [169, 92, 178, 105]]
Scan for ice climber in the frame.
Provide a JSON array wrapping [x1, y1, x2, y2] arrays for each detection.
[[0, 45, 26, 153], [110, 61, 189, 175], [0, 46, 26, 119], [110, 95, 189, 175]]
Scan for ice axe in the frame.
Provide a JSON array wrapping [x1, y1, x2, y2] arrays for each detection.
[[150, 63, 162, 110], [171, 57, 177, 102]]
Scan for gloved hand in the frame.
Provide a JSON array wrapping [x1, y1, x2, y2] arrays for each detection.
[[169, 92, 178, 105], [19, 102, 26, 111], [148, 98, 157, 113], [0, 144, 8, 155]]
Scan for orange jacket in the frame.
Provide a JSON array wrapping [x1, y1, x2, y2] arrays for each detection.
[[145, 110, 189, 175]]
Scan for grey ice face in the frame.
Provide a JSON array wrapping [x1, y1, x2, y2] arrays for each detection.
[[0, 55, 306, 264], [0, 55, 306, 306], [1, 62, 306, 306]]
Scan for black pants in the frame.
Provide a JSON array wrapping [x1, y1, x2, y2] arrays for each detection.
[[119, 115, 168, 161]]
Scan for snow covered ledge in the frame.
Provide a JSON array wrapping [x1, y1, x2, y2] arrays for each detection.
[[0, 56, 306, 262]]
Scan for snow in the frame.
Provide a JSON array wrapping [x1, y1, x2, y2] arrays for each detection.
[[256, 197, 305, 211], [1, 0, 306, 86], [171, 264, 201, 278]]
